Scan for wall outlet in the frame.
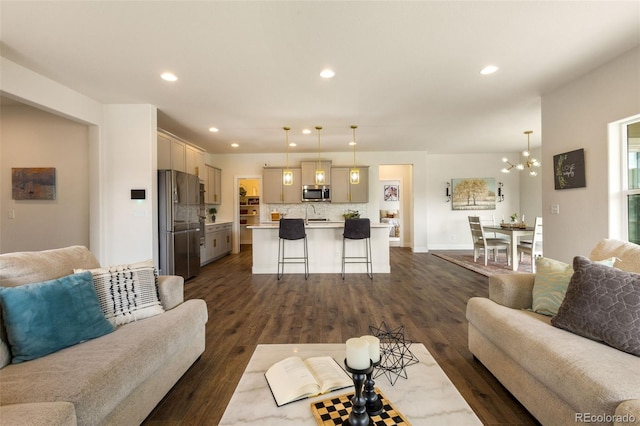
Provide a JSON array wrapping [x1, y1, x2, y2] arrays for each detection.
[[551, 204, 560, 215], [8, 209, 15, 219]]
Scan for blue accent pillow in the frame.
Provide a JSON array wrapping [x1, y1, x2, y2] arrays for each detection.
[[0, 271, 114, 363]]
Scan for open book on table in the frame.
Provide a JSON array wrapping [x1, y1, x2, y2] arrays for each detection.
[[265, 355, 353, 407]]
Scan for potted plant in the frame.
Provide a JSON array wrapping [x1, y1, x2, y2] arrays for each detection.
[[209, 207, 217, 223], [510, 212, 519, 223], [239, 186, 247, 204], [342, 210, 360, 219]]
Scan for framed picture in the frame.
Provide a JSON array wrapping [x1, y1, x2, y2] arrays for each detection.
[[554, 148, 586, 190], [12, 167, 56, 200], [384, 185, 399, 201], [451, 177, 496, 210]]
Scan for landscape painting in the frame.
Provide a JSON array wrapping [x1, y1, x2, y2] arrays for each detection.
[[451, 178, 496, 210], [12, 167, 56, 200]]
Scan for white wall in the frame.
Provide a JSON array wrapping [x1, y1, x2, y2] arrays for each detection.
[[541, 46, 640, 262], [102, 105, 158, 265], [426, 153, 524, 250], [1, 105, 90, 252]]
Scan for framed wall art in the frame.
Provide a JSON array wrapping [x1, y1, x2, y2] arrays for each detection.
[[12, 167, 56, 200], [554, 148, 586, 190], [384, 184, 399, 201], [451, 177, 496, 210]]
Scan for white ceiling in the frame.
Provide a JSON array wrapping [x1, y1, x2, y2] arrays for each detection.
[[1, 1, 638, 155]]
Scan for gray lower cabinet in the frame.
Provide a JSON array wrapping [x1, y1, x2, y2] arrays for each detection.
[[202, 222, 232, 265]]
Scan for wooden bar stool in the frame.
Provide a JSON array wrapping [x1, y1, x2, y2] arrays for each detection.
[[277, 218, 309, 280], [342, 218, 373, 279]]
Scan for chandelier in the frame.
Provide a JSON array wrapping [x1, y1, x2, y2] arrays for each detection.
[[315, 126, 325, 184], [349, 125, 360, 184], [282, 126, 293, 186], [501, 130, 541, 176]]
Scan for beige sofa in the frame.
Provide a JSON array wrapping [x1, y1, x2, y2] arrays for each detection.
[[0, 246, 208, 425], [467, 239, 640, 426]]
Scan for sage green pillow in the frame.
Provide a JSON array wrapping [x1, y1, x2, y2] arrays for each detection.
[[532, 257, 616, 316]]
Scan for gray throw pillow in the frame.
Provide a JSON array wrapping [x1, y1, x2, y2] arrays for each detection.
[[551, 256, 640, 356]]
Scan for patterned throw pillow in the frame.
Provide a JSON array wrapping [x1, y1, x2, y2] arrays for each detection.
[[532, 257, 616, 316], [551, 256, 640, 356], [75, 260, 164, 326]]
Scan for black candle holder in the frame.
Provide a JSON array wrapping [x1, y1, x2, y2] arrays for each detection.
[[364, 360, 383, 416], [344, 359, 373, 426]]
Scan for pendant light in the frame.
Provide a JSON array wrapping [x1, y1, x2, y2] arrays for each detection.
[[282, 126, 293, 186], [315, 126, 325, 185], [350, 125, 360, 184], [501, 130, 541, 176]]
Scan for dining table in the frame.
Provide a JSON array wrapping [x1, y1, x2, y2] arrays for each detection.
[[484, 225, 534, 271]]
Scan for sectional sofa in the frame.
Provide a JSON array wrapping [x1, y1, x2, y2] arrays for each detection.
[[467, 239, 640, 425], [0, 245, 208, 425]]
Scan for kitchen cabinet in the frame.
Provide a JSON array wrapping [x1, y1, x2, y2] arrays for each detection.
[[186, 145, 206, 179], [205, 165, 222, 204], [157, 130, 205, 176], [331, 166, 369, 203], [301, 161, 331, 186], [202, 222, 232, 265], [262, 167, 302, 204]]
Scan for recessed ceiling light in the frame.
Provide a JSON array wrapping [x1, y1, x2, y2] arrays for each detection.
[[289, 143, 297, 147], [349, 141, 356, 146], [302, 129, 311, 135], [231, 143, 239, 148], [209, 127, 219, 133], [480, 65, 499, 75], [320, 69, 335, 79], [161, 72, 178, 82]]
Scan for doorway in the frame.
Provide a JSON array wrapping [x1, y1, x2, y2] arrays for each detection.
[[233, 176, 262, 254], [379, 165, 413, 248]]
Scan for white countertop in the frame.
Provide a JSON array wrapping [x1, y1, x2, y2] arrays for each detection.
[[205, 220, 232, 226]]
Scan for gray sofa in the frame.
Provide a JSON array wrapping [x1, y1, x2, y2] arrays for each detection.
[[467, 239, 640, 426], [0, 246, 208, 425]]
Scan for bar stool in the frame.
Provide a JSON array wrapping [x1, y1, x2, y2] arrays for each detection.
[[277, 218, 309, 280], [342, 218, 373, 279]]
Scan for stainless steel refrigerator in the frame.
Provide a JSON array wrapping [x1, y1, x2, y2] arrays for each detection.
[[158, 170, 202, 279]]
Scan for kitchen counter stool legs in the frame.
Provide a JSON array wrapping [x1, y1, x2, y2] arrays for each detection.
[[342, 218, 373, 279], [277, 218, 309, 280]]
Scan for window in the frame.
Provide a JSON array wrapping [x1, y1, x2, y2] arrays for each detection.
[[624, 120, 640, 243]]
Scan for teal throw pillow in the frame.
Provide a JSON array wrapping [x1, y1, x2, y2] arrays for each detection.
[[0, 271, 114, 363], [532, 257, 616, 316]]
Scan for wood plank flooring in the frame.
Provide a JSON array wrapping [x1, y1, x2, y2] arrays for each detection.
[[143, 246, 538, 425]]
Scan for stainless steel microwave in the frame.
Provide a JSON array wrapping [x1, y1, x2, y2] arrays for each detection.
[[302, 185, 330, 202]]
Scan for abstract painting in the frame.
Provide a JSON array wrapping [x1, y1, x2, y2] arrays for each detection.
[[384, 184, 399, 201], [12, 167, 56, 200]]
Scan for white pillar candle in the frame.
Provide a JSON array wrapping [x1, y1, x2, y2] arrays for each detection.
[[346, 337, 370, 370], [360, 335, 380, 363]]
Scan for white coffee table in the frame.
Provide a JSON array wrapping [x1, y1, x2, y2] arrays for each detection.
[[220, 343, 481, 425]]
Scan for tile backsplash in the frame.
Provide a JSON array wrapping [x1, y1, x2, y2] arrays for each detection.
[[264, 203, 369, 222]]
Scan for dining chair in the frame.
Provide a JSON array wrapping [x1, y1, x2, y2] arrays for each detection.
[[517, 216, 543, 272], [468, 216, 511, 266]]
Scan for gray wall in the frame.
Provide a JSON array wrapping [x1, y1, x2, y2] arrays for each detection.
[[1, 104, 90, 252]]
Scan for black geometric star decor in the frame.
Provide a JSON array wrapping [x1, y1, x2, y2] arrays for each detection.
[[369, 322, 419, 386]]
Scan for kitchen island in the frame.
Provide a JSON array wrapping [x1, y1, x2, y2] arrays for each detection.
[[248, 222, 391, 274]]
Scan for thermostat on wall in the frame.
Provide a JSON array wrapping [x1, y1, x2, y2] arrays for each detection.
[[131, 189, 146, 200]]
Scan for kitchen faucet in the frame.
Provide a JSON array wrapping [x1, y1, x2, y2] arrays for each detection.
[[305, 204, 316, 225]]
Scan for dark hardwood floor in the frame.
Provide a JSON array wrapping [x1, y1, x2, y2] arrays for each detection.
[[143, 246, 538, 425]]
